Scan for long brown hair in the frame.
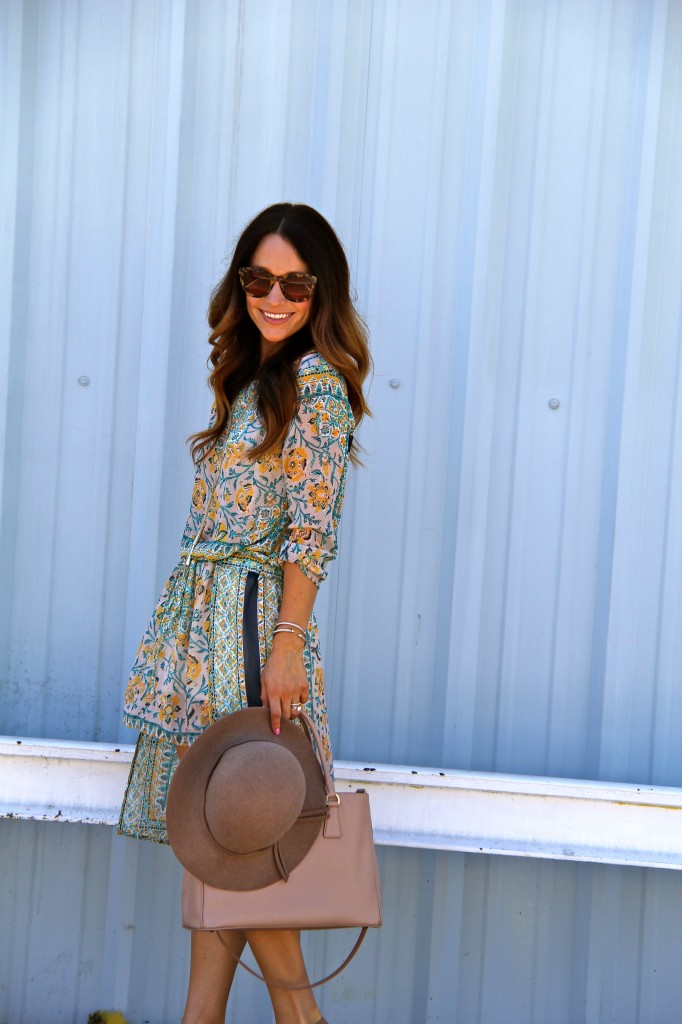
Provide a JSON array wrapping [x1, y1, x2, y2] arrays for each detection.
[[189, 203, 371, 464]]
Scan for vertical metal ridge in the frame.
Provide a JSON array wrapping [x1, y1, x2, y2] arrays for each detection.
[[3, 1, 682, 1021]]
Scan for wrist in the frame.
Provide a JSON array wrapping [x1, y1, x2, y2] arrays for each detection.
[[271, 631, 305, 652], [275, 620, 307, 638]]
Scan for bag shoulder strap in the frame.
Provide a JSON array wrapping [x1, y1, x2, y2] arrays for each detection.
[[216, 927, 368, 990]]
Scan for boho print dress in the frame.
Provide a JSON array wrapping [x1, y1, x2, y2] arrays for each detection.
[[117, 352, 353, 844]]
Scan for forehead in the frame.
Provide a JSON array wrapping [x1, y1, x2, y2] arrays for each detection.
[[251, 234, 308, 274]]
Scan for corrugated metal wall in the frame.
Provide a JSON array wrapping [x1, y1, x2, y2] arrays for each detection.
[[2, 0, 682, 1021]]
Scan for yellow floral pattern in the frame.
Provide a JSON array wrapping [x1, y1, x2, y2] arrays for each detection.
[[117, 353, 351, 844], [284, 447, 308, 481], [176, 352, 353, 585], [192, 479, 207, 510]]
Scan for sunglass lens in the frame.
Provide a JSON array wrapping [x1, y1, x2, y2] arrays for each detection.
[[280, 274, 314, 302], [241, 269, 273, 297]]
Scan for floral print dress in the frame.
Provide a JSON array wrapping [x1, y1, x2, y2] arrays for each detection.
[[117, 352, 353, 844]]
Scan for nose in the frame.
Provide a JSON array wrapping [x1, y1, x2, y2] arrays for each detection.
[[266, 280, 287, 303]]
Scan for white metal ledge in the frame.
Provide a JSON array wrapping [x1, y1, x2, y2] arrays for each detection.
[[2, 736, 682, 870]]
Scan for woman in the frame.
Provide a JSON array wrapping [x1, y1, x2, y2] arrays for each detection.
[[118, 202, 371, 1024]]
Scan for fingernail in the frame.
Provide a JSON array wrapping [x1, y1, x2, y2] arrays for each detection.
[[275, 728, 280, 736]]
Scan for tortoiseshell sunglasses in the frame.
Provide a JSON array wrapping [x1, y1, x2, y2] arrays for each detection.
[[238, 266, 317, 303]]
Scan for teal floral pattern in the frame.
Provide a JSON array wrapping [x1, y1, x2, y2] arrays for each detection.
[[177, 353, 353, 579], [117, 353, 351, 844]]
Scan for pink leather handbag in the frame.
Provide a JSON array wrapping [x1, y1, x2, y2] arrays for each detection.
[[181, 710, 382, 987]]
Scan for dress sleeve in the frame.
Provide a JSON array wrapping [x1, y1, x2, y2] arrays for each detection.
[[279, 364, 354, 585]]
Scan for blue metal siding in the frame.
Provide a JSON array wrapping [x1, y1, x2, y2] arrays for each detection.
[[4, 819, 682, 1024], [3, 0, 680, 782], [2, 1, 682, 1022]]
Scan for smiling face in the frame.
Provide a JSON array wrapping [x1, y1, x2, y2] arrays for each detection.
[[245, 234, 314, 361]]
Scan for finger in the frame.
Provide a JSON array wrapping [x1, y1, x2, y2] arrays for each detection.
[[260, 674, 271, 709], [269, 697, 282, 736]]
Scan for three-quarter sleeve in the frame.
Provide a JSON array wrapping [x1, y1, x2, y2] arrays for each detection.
[[279, 361, 354, 584]]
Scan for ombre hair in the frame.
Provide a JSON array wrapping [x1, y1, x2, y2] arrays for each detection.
[[189, 203, 371, 464]]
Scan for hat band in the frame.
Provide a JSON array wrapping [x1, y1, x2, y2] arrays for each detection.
[[272, 806, 328, 881], [203, 805, 327, 881]]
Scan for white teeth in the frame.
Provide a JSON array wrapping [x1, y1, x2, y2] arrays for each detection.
[[262, 311, 291, 320]]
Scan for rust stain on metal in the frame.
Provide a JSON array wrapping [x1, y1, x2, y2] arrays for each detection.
[[615, 801, 682, 812]]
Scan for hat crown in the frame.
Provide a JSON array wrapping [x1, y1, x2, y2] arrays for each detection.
[[205, 742, 306, 855], [167, 708, 328, 891]]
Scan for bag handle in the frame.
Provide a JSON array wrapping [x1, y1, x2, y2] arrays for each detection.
[[216, 926, 369, 989], [296, 708, 336, 798]]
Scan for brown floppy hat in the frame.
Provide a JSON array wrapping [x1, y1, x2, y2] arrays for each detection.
[[166, 707, 328, 891]]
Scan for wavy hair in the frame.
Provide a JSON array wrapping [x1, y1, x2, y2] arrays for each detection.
[[189, 203, 371, 464]]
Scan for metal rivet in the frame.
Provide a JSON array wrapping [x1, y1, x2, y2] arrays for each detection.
[[78, 376, 90, 387], [389, 378, 400, 389], [548, 398, 560, 410]]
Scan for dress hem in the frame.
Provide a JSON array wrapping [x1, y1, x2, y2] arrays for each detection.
[[122, 713, 206, 747], [115, 822, 170, 845]]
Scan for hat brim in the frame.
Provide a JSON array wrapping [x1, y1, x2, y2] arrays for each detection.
[[166, 708, 327, 891]]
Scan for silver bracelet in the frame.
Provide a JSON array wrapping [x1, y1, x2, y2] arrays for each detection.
[[273, 627, 305, 641], [276, 620, 307, 635]]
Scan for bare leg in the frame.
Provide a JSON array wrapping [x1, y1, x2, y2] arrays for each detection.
[[181, 928, 246, 1024], [246, 928, 324, 1024], [176, 747, 324, 1023], [177, 746, 246, 1024], [181, 929, 324, 1024]]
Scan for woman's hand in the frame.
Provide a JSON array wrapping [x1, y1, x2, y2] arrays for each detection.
[[260, 632, 309, 735]]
